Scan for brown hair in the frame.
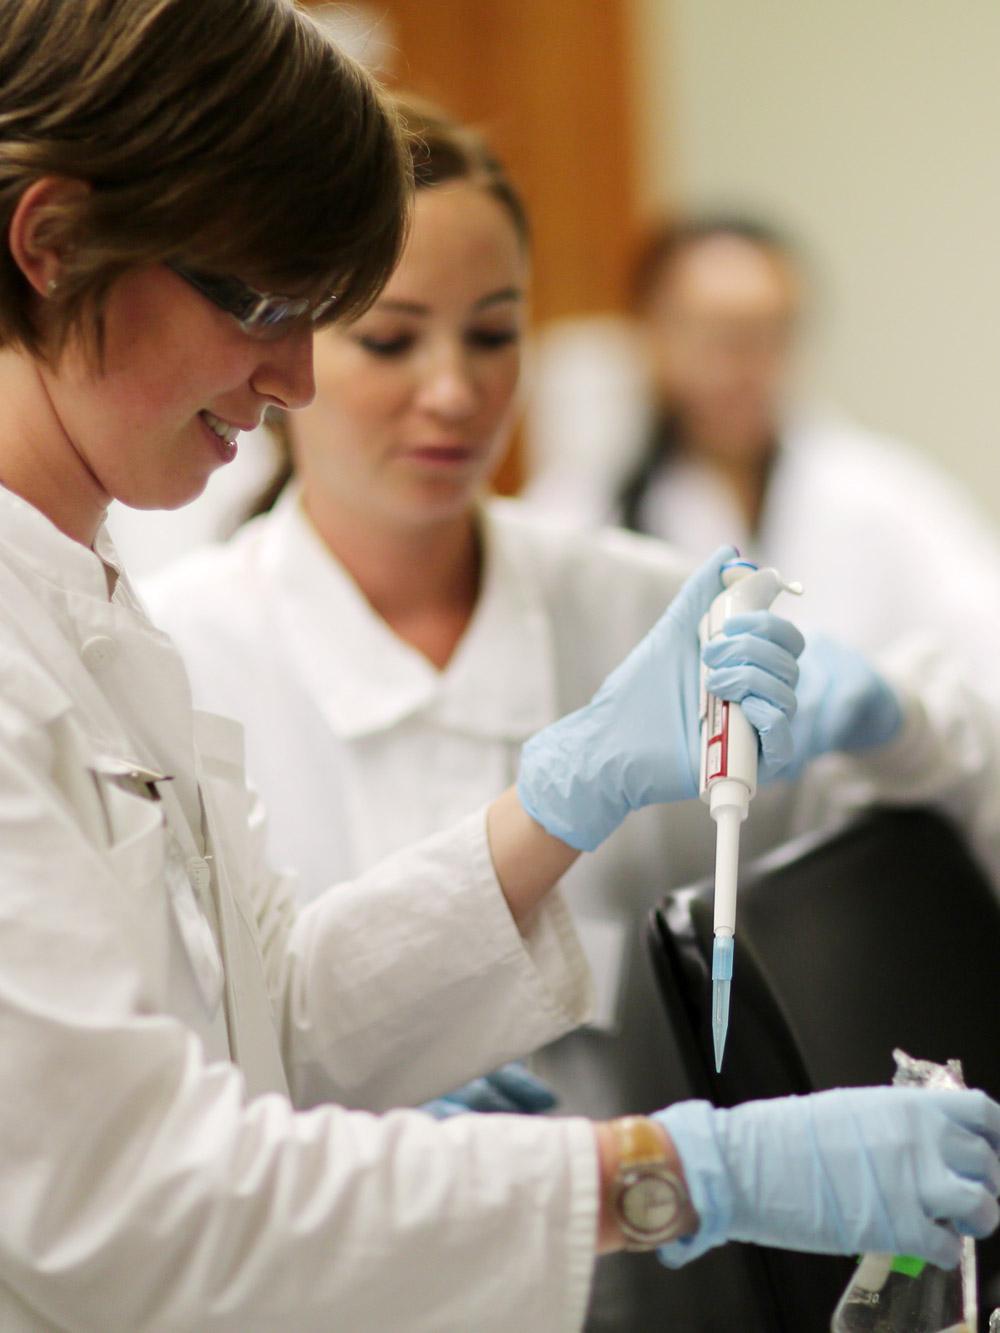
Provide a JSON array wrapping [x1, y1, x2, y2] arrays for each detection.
[[629, 214, 798, 313], [249, 90, 529, 521], [0, 0, 412, 359], [394, 93, 529, 247]]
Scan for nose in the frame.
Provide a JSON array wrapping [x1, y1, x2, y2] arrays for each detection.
[[251, 326, 316, 411], [415, 342, 480, 422]]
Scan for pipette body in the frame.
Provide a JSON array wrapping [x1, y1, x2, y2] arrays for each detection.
[[699, 561, 802, 1071]]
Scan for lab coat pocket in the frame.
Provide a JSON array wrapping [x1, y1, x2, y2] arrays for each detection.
[[91, 761, 167, 886], [90, 763, 171, 1000]]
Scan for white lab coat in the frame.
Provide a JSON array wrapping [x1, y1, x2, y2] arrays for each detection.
[[0, 484, 599, 1333], [625, 415, 1000, 678], [525, 345, 1000, 699]]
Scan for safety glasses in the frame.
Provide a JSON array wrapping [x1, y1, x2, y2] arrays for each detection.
[[168, 263, 338, 339]]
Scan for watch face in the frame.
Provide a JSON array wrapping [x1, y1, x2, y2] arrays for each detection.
[[620, 1169, 681, 1236]]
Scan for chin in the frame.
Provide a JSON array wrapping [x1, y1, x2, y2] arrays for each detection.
[[411, 489, 479, 527], [388, 476, 474, 524], [117, 470, 212, 514]]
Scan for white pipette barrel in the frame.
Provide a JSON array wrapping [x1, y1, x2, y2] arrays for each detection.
[[708, 779, 749, 1072], [699, 561, 802, 1072], [711, 781, 747, 938]]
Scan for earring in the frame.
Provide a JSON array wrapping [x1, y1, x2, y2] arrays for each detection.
[[46, 277, 59, 298]]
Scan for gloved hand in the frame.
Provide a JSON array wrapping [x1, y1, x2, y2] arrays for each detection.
[[421, 1062, 558, 1119], [723, 627, 903, 781], [517, 546, 804, 852], [654, 1087, 1000, 1269]]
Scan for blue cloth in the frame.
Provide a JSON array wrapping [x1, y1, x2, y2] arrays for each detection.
[[654, 1088, 1000, 1268], [517, 547, 804, 852]]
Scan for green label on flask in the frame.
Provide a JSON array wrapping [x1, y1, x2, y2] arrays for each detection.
[[890, 1254, 926, 1277]]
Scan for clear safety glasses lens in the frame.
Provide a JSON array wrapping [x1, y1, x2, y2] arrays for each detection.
[[168, 264, 337, 338]]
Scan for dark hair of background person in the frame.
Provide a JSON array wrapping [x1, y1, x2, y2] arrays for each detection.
[[618, 215, 797, 534], [248, 90, 531, 522], [0, 0, 412, 362]]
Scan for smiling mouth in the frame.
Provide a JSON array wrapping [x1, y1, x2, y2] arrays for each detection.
[[199, 410, 241, 445]]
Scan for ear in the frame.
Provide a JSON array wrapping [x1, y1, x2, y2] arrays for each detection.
[[8, 176, 90, 297]]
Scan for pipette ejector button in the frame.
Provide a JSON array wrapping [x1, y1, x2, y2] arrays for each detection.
[[721, 559, 759, 587]]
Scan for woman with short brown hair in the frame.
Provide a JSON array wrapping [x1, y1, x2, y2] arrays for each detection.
[[0, 5, 995, 1331]]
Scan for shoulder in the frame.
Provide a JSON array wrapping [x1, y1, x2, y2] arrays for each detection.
[[790, 417, 976, 507], [0, 558, 73, 738], [0, 639, 70, 741], [789, 415, 1000, 546], [0, 626, 72, 793], [486, 498, 693, 639], [490, 496, 691, 580]]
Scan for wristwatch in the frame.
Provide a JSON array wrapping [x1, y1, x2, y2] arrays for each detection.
[[611, 1116, 691, 1250]]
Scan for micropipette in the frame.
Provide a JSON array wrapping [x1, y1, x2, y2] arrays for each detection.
[[699, 560, 803, 1072]]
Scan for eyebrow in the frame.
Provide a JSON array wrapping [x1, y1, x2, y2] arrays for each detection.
[[376, 287, 524, 317]]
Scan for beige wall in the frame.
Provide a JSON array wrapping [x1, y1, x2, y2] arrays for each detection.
[[633, 0, 1000, 522]]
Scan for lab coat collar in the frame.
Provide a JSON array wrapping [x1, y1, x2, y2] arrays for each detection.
[[261, 487, 557, 740], [0, 483, 116, 602]]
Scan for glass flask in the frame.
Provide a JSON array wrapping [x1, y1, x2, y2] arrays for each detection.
[[830, 1251, 970, 1332]]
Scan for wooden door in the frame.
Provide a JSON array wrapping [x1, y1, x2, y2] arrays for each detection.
[[305, 0, 642, 490]]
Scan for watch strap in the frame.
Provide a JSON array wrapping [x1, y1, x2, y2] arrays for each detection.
[[614, 1115, 670, 1168]]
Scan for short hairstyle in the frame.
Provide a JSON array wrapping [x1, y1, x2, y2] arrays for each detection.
[[630, 214, 798, 312], [393, 92, 530, 247], [0, 0, 412, 358]]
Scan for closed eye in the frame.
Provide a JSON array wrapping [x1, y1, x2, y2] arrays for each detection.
[[358, 334, 414, 358], [466, 329, 520, 351]]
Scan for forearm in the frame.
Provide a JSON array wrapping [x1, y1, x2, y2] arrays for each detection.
[[486, 786, 581, 930], [5, 1016, 602, 1331]]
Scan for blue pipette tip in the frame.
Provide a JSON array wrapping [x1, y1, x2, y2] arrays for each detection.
[[712, 936, 734, 1073]]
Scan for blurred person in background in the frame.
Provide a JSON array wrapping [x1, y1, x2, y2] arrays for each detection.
[[144, 100, 1000, 1331], [524, 216, 1000, 694]]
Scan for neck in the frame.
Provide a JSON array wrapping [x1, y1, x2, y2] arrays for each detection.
[[301, 488, 482, 670], [0, 348, 108, 546], [679, 430, 776, 537]]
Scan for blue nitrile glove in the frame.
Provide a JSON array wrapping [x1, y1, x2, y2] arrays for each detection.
[[738, 629, 902, 781], [654, 1087, 1000, 1269], [517, 546, 805, 852], [421, 1062, 558, 1119]]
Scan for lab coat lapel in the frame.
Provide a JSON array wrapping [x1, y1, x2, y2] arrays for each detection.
[[259, 491, 557, 742], [0, 495, 286, 1091], [193, 708, 290, 1099], [261, 490, 439, 737]]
